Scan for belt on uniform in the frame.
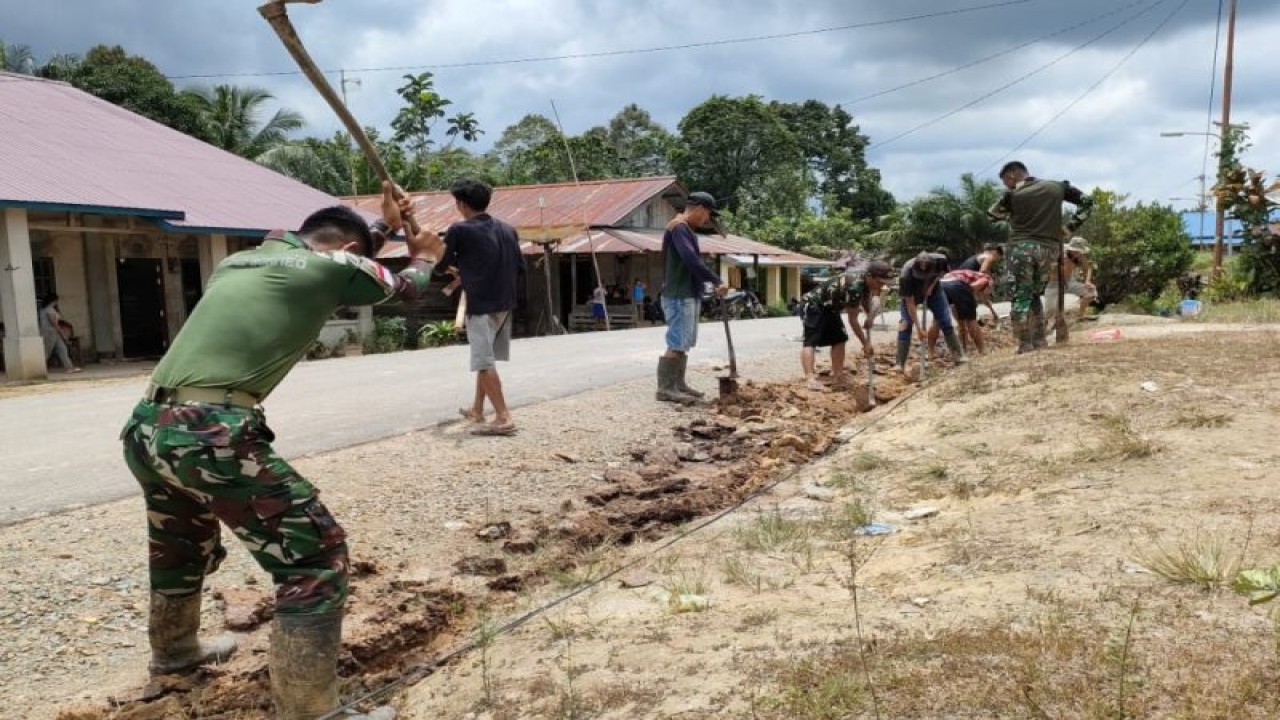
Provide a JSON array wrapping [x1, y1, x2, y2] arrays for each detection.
[[144, 383, 260, 409]]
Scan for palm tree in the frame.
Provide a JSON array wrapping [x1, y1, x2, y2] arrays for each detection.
[[866, 173, 1007, 263], [186, 85, 304, 159], [0, 42, 36, 74]]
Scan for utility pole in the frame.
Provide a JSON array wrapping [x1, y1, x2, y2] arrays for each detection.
[[1213, 0, 1238, 273], [339, 69, 363, 196]]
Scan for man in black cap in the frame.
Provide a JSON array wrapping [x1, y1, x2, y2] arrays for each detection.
[[656, 192, 729, 403], [896, 251, 967, 373], [988, 161, 1093, 352]]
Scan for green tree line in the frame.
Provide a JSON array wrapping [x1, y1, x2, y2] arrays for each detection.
[[8, 39, 1214, 306]]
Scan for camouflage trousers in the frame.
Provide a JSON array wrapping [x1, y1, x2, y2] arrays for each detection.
[[1006, 240, 1059, 321], [121, 400, 349, 615]]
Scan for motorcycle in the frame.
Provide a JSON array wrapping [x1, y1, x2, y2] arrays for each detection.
[[705, 289, 766, 320]]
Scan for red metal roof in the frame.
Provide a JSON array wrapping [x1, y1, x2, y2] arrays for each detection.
[[0, 73, 348, 234], [348, 176, 681, 238]]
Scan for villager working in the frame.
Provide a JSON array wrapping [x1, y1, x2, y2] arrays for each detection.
[[798, 259, 894, 390], [656, 192, 729, 404], [896, 251, 968, 374], [940, 268, 993, 355], [1044, 236, 1097, 330], [120, 183, 438, 719]]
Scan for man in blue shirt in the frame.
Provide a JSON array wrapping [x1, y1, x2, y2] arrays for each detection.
[[657, 192, 728, 403]]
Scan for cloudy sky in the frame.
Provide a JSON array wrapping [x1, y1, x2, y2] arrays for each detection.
[[4, 0, 1277, 207]]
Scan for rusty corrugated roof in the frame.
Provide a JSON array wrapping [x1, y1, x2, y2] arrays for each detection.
[[348, 176, 681, 239], [0, 73, 349, 234]]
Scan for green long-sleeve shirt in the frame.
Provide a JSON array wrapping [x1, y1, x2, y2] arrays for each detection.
[[150, 231, 433, 400]]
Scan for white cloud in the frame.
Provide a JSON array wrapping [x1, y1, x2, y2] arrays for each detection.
[[3, 0, 1277, 207]]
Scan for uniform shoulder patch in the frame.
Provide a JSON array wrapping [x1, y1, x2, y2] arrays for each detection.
[[319, 250, 398, 292]]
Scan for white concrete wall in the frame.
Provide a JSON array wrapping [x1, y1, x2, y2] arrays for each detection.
[[0, 209, 45, 379]]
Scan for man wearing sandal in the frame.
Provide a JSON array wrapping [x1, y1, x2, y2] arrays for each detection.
[[441, 179, 525, 436]]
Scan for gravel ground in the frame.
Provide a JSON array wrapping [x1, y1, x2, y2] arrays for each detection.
[[2, 347, 819, 719]]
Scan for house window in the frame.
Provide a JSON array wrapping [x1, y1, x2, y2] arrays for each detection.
[[32, 257, 56, 302]]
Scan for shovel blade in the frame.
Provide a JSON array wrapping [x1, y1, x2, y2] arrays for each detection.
[[718, 376, 739, 398]]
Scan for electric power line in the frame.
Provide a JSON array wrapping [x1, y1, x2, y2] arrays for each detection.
[[844, 0, 1150, 107], [868, 0, 1172, 151], [978, 0, 1193, 176], [1200, 0, 1226, 199], [164, 0, 1049, 80]]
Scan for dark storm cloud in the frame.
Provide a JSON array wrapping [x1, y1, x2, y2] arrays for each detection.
[[3, 0, 1277, 203]]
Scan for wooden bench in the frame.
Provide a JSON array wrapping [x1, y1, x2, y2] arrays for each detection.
[[568, 304, 638, 332]]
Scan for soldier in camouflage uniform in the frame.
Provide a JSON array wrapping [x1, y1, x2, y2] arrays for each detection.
[[798, 260, 894, 390], [121, 185, 438, 719], [988, 161, 1093, 353]]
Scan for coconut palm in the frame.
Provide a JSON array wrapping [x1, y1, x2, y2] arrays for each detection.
[[866, 173, 1007, 262], [186, 85, 304, 159], [0, 42, 36, 74]]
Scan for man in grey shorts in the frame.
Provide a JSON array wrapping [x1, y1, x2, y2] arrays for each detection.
[[441, 179, 525, 435]]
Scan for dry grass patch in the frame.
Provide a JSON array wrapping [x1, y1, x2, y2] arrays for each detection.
[[1075, 414, 1160, 462], [1136, 530, 1248, 590], [847, 451, 892, 473], [1173, 409, 1235, 429], [734, 508, 813, 555], [751, 605, 1280, 719]]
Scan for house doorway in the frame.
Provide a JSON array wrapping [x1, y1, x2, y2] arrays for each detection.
[[558, 256, 594, 328], [116, 258, 168, 358]]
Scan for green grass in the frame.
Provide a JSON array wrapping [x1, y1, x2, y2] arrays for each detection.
[[734, 509, 812, 554], [1190, 298, 1280, 324]]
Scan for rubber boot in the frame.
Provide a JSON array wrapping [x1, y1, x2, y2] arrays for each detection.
[[148, 592, 237, 675], [894, 339, 911, 373], [673, 354, 705, 399], [1010, 317, 1033, 354], [271, 611, 342, 720], [655, 356, 696, 404], [1031, 308, 1048, 349], [943, 331, 969, 364]]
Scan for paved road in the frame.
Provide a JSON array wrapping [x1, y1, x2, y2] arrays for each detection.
[[0, 317, 811, 526]]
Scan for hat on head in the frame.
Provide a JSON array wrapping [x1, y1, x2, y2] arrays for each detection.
[[1065, 237, 1091, 255], [685, 191, 720, 218]]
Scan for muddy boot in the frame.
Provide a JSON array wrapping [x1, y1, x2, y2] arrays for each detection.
[[943, 331, 969, 364], [1010, 317, 1033, 354], [673, 354, 705, 399], [894, 339, 911, 373], [1030, 308, 1048, 349], [655, 356, 696, 404], [271, 610, 342, 720], [148, 592, 237, 675]]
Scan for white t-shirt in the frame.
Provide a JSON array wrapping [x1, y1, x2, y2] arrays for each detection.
[[592, 287, 607, 306]]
